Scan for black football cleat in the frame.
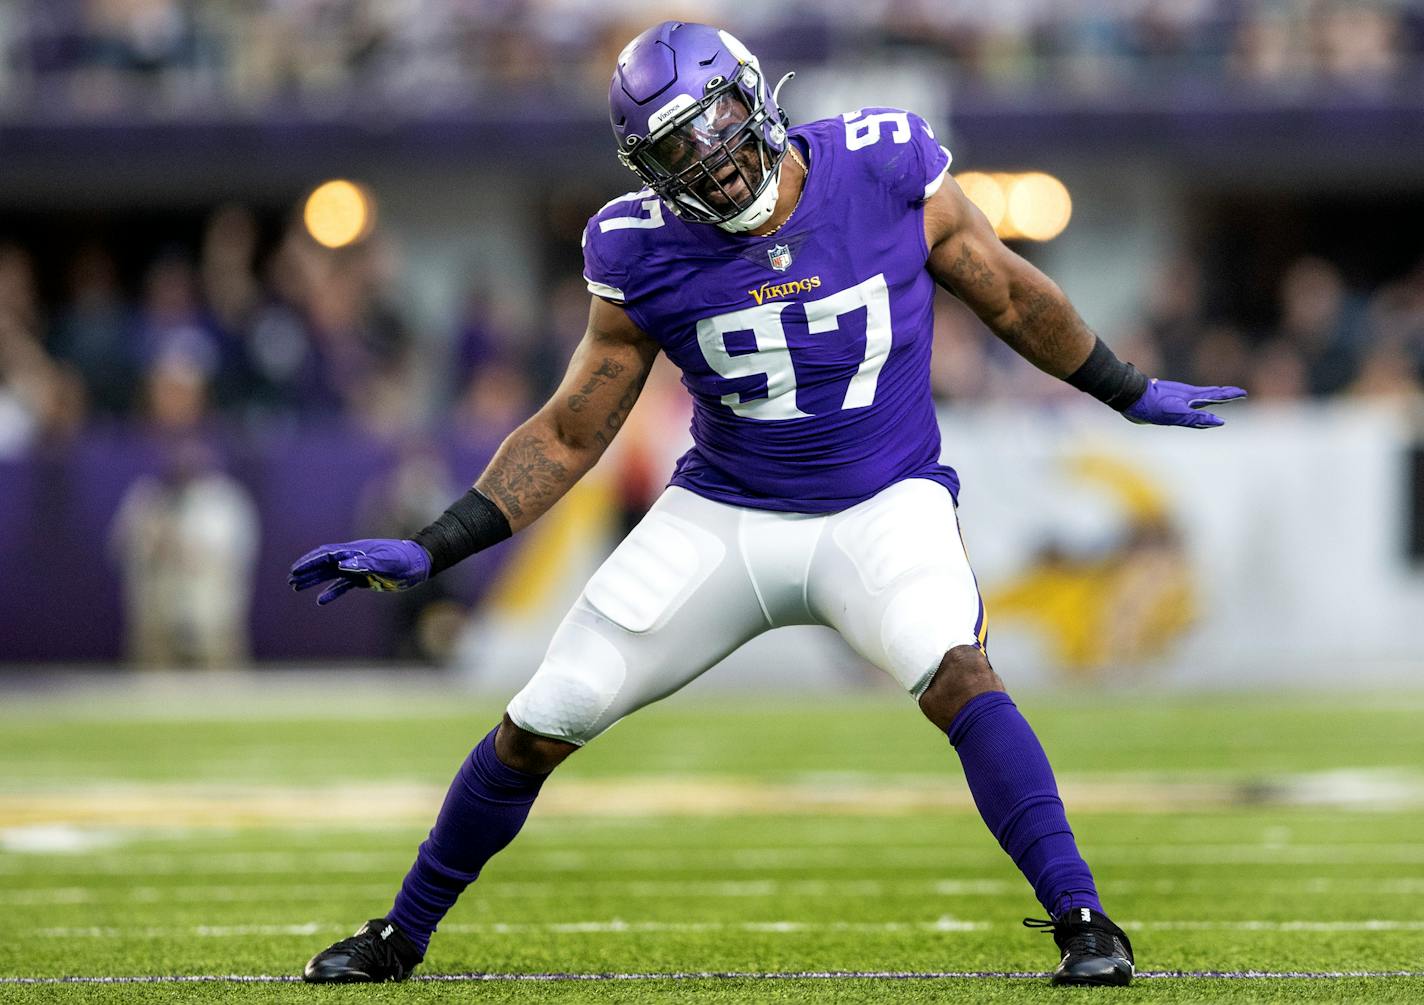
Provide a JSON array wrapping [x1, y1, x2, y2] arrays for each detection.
[[1024, 907, 1135, 986], [303, 918, 424, 983]]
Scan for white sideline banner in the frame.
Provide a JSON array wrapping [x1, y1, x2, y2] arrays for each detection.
[[942, 402, 1423, 686]]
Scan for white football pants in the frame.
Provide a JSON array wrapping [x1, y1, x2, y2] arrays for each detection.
[[507, 478, 987, 745]]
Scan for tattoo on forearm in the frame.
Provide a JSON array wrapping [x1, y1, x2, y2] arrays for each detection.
[[1002, 287, 1053, 341], [998, 282, 1093, 376], [601, 369, 649, 440], [567, 357, 628, 413], [480, 435, 569, 522]]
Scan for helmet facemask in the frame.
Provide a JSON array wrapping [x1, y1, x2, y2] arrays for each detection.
[[620, 63, 788, 233]]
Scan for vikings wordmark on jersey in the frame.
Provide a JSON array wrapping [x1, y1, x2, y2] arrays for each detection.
[[584, 107, 955, 513]]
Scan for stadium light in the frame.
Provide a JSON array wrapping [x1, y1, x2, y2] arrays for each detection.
[[954, 171, 1071, 242], [1006, 172, 1072, 242], [954, 172, 1007, 231], [303, 179, 376, 249]]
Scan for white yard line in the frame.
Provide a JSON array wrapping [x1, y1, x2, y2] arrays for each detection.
[[1, 969, 1422, 985], [24, 918, 1424, 939], [29, 919, 991, 939], [14, 875, 1424, 907], [7, 842, 1424, 875]]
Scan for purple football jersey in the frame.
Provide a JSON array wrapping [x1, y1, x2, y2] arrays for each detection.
[[583, 107, 956, 513]]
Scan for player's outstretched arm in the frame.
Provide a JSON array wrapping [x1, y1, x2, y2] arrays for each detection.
[[289, 297, 659, 604], [922, 177, 1244, 426]]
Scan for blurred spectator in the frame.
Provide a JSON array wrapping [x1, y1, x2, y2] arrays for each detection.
[[1189, 324, 1254, 393], [69, 0, 220, 114], [85, 0, 205, 77], [451, 285, 529, 398], [1366, 265, 1424, 370], [108, 441, 260, 669], [238, 225, 342, 419], [1249, 338, 1310, 401], [144, 353, 210, 433], [0, 310, 70, 456], [1141, 256, 1205, 380], [0, 244, 41, 332], [297, 235, 416, 435], [454, 360, 534, 442], [1231, 7, 1312, 87], [0, 245, 85, 453], [538, 275, 598, 391], [1276, 256, 1363, 396], [1314, 1, 1403, 87], [51, 244, 137, 414], [137, 253, 224, 382], [1346, 340, 1424, 402], [201, 205, 262, 337]]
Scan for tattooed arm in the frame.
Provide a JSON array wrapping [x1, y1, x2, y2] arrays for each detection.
[[922, 175, 1096, 377], [475, 296, 659, 533]]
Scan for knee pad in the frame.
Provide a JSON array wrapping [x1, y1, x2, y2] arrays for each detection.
[[506, 621, 628, 746]]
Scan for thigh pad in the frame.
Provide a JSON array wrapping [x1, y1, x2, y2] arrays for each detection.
[[583, 510, 725, 634]]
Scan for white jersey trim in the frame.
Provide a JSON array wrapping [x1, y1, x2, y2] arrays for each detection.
[[585, 276, 626, 301], [598, 188, 654, 212], [923, 147, 953, 200]]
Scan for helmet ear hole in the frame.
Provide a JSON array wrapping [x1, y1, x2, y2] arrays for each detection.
[[704, 75, 725, 92]]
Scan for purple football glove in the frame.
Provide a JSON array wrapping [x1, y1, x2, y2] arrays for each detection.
[[1124, 379, 1247, 429], [288, 538, 432, 605]]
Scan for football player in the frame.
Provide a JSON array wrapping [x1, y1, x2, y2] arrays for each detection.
[[292, 21, 1244, 987]]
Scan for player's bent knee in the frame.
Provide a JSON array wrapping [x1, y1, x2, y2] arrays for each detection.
[[917, 645, 1005, 731], [506, 619, 629, 747], [495, 714, 578, 775]]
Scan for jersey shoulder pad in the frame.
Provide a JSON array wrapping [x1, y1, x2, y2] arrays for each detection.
[[582, 188, 668, 304], [832, 107, 952, 205]]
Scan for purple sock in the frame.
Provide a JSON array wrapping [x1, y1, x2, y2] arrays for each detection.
[[946, 691, 1102, 917], [387, 726, 546, 954]]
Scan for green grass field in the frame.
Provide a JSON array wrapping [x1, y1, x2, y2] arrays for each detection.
[[1, 679, 1422, 1003]]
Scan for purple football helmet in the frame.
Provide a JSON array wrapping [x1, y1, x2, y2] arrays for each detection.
[[610, 22, 792, 233]]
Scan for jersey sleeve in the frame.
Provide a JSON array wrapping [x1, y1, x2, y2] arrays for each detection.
[[841, 107, 952, 206], [582, 217, 630, 305], [582, 188, 665, 307]]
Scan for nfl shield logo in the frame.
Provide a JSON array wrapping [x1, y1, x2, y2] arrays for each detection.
[[768, 243, 793, 272]]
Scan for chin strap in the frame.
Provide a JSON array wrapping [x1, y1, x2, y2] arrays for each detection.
[[716, 163, 782, 233]]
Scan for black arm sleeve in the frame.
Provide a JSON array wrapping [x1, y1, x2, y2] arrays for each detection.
[[411, 488, 512, 576], [1064, 336, 1149, 411]]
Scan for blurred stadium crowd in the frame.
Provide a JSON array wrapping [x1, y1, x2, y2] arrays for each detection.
[[2, 205, 1423, 461], [1, 0, 1420, 119], [0, 209, 557, 456]]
